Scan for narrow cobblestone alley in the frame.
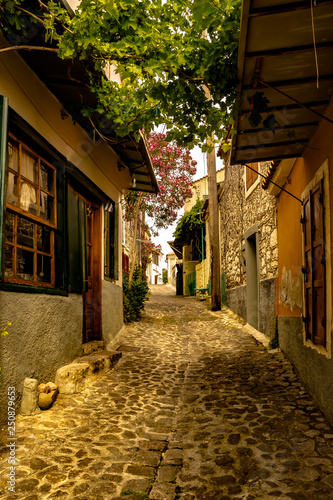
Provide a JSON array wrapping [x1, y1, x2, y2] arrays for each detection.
[[2, 285, 333, 500]]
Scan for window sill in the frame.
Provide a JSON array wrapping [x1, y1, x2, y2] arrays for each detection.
[[0, 281, 68, 296]]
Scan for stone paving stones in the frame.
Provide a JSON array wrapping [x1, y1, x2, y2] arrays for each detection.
[[2, 285, 333, 498]]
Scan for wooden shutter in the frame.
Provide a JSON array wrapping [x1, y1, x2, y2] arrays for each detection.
[[67, 186, 87, 292], [104, 210, 110, 278], [246, 162, 258, 191], [303, 180, 326, 346], [0, 96, 9, 277], [54, 169, 66, 290]]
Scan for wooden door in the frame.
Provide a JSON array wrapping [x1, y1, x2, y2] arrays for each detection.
[[83, 203, 102, 343]]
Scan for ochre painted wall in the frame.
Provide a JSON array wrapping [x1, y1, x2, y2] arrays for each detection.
[[277, 102, 333, 318]]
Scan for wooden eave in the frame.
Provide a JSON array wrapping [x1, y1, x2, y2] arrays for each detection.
[[231, 0, 333, 165], [0, 28, 159, 194]]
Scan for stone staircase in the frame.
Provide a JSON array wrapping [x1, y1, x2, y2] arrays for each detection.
[[55, 340, 122, 394]]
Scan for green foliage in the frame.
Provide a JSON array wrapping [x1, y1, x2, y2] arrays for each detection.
[[162, 269, 168, 284], [0, 0, 242, 148], [247, 91, 270, 128], [173, 199, 204, 243], [123, 267, 149, 322], [0, 321, 12, 337], [268, 335, 279, 350]]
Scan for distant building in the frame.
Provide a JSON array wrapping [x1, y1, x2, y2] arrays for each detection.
[[146, 250, 164, 285], [165, 253, 177, 287]]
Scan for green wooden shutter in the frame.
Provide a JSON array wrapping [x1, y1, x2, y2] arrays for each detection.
[[104, 210, 110, 278], [67, 186, 87, 292], [114, 202, 119, 280], [0, 96, 9, 277], [54, 168, 66, 290], [104, 200, 118, 281]]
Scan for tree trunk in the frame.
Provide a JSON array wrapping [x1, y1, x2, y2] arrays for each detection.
[[203, 72, 221, 311], [207, 135, 221, 311], [128, 193, 143, 287]]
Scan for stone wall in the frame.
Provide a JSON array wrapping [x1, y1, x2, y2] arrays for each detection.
[[220, 162, 278, 287], [279, 316, 333, 427], [220, 162, 278, 336], [0, 280, 124, 426]]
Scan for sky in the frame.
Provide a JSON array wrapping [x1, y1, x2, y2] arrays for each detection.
[[151, 145, 224, 265]]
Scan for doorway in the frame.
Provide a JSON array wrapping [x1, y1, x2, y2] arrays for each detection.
[[83, 202, 102, 343], [245, 230, 259, 330]]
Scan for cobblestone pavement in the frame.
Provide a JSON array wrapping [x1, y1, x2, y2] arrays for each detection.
[[2, 285, 333, 500]]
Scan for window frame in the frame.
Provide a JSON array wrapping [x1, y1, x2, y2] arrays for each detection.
[[4, 133, 57, 287], [244, 162, 260, 198]]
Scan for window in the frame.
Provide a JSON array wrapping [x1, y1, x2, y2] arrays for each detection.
[[4, 134, 56, 286], [245, 162, 259, 192], [302, 179, 326, 346], [152, 253, 159, 266]]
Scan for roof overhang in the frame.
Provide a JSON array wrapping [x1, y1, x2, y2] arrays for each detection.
[[231, 0, 333, 165], [0, 25, 158, 194], [168, 240, 183, 259]]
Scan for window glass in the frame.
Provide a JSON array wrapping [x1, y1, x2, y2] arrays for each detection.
[[20, 182, 37, 214], [16, 248, 34, 281], [37, 254, 51, 283], [40, 192, 54, 222], [7, 141, 18, 172], [37, 224, 51, 253], [6, 171, 18, 206], [40, 163, 54, 193], [5, 135, 56, 287], [17, 216, 34, 248], [21, 148, 38, 183], [4, 211, 14, 242]]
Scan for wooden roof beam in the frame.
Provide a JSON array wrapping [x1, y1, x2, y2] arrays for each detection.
[[235, 138, 309, 151], [249, 0, 333, 17], [245, 40, 333, 59]]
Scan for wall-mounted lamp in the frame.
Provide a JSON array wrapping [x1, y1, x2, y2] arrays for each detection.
[[60, 108, 69, 120]]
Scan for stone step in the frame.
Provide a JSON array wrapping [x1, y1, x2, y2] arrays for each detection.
[[55, 350, 122, 394], [81, 340, 105, 356]]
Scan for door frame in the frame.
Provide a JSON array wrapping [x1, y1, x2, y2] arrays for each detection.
[[245, 225, 259, 330], [70, 186, 102, 343]]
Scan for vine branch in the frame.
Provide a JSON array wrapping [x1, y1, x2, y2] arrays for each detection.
[[0, 45, 58, 54]]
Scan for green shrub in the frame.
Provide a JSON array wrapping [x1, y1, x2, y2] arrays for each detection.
[[123, 267, 150, 323]]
